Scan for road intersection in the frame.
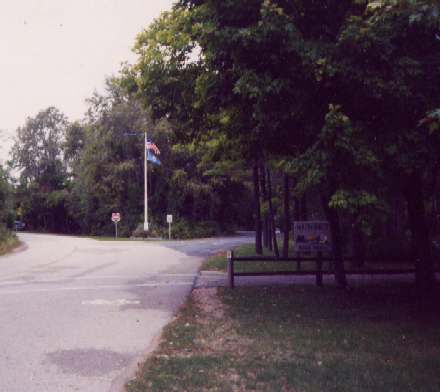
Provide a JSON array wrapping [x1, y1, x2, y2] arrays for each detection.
[[0, 233, 252, 392]]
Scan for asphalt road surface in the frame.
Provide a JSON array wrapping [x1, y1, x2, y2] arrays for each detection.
[[0, 233, 253, 392]]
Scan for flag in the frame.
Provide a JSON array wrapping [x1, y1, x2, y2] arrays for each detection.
[[147, 149, 161, 165], [146, 140, 160, 155]]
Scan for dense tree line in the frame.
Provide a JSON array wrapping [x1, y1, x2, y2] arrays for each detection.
[[9, 80, 253, 238], [122, 0, 440, 298]]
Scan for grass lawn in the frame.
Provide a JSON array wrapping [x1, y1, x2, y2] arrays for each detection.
[[127, 283, 440, 392], [0, 233, 20, 256]]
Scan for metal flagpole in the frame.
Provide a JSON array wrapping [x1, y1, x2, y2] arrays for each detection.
[[144, 131, 149, 231]]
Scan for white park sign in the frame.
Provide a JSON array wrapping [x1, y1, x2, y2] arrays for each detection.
[[166, 214, 173, 239]]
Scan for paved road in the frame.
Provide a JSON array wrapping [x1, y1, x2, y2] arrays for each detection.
[[0, 233, 253, 392]]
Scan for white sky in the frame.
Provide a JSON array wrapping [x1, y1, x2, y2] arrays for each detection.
[[0, 0, 174, 163]]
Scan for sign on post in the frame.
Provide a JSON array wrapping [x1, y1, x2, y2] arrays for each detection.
[[111, 212, 121, 238], [293, 221, 331, 253], [166, 214, 173, 240]]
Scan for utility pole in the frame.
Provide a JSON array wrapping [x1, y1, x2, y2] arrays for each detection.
[[144, 131, 149, 231]]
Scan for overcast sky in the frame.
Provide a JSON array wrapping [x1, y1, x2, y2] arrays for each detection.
[[0, 0, 174, 163]]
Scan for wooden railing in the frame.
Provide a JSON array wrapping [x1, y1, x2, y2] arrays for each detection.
[[226, 250, 430, 289]]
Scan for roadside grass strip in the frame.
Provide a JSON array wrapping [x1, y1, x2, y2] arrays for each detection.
[[127, 283, 440, 392], [0, 234, 20, 256]]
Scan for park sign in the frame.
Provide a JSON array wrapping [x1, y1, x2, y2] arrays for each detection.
[[293, 221, 331, 253], [111, 212, 121, 223]]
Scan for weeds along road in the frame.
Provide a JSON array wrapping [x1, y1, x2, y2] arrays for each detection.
[[0, 232, 253, 392]]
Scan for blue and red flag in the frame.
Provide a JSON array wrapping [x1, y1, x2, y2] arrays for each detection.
[[146, 140, 160, 155], [145, 139, 161, 165]]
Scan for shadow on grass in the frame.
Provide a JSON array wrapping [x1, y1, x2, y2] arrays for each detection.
[[220, 283, 440, 392], [128, 283, 440, 392]]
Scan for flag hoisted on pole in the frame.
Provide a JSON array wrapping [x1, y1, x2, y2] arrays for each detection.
[[146, 140, 160, 155], [146, 138, 161, 165], [147, 150, 161, 165], [144, 135, 161, 231]]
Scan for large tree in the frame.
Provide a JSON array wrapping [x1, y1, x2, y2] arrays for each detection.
[[11, 107, 71, 232], [327, 0, 440, 294]]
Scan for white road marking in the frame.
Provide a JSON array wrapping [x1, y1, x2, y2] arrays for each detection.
[[81, 299, 141, 306], [0, 281, 194, 295], [0, 273, 197, 286], [0, 280, 27, 286]]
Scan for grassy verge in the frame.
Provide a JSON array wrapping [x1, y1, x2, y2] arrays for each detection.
[[0, 232, 20, 256], [127, 283, 440, 392]]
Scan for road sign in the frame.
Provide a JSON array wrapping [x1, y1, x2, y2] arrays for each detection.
[[166, 214, 173, 240], [111, 213, 121, 222], [293, 221, 331, 253]]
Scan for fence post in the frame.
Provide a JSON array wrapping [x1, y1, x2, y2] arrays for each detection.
[[316, 251, 323, 287], [227, 250, 235, 289]]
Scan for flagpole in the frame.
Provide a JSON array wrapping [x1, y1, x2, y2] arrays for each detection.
[[144, 131, 149, 231]]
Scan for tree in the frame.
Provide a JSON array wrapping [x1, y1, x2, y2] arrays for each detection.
[[328, 0, 440, 295], [0, 164, 14, 232], [127, 6, 260, 242], [11, 107, 70, 232], [66, 79, 150, 235]]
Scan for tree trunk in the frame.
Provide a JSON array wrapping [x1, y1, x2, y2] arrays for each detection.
[[294, 197, 300, 221], [267, 218, 273, 251], [283, 173, 290, 258], [352, 221, 365, 268], [267, 169, 279, 257], [260, 164, 269, 248], [263, 219, 269, 248], [321, 193, 347, 288], [300, 194, 308, 221], [253, 164, 263, 255], [404, 172, 435, 300]]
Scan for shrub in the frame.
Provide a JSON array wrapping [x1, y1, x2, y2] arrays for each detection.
[[131, 219, 230, 240]]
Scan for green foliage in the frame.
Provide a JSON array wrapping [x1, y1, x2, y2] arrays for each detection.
[[66, 79, 150, 235], [12, 107, 67, 187], [162, 219, 220, 239], [0, 165, 14, 229], [10, 107, 71, 232], [132, 219, 227, 240]]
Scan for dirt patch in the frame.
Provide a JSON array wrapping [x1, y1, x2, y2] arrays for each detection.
[[192, 288, 254, 357], [192, 287, 225, 320]]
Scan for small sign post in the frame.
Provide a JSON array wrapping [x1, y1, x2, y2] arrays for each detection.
[[166, 214, 173, 240], [111, 212, 121, 239]]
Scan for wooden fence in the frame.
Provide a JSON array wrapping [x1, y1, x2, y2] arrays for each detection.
[[226, 250, 432, 289]]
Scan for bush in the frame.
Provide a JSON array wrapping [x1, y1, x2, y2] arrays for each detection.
[[0, 225, 19, 255], [131, 219, 231, 240], [131, 223, 163, 239]]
